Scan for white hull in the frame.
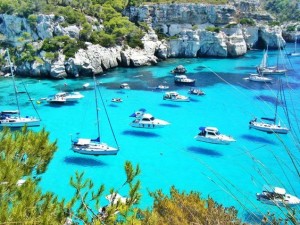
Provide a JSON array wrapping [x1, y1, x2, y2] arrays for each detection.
[[249, 121, 289, 134], [195, 135, 235, 145], [257, 193, 300, 206], [258, 68, 286, 75], [248, 74, 272, 83], [130, 120, 169, 129], [0, 117, 40, 127], [72, 142, 118, 156]]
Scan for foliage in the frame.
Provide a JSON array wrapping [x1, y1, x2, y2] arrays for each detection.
[[263, 0, 300, 22], [41, 36, 86, 59], [90, 31, 116, 47], [205, 26, 220, 33], [0, 127, 65, 224], [142, 186, 245, 225], [239, 18, 255, 26], [57, 6, 87, 25]]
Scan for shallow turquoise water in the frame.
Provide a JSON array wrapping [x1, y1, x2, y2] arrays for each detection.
[[1, 44, 300, 222]]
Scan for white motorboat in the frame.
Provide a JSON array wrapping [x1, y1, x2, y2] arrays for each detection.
[[129, 108, 170, 129], [257, 185, 300, 206], [171, 65, 187, 74], [54, 91, 84, 102], [195, 127, 235, 145], [46, 95, 67, 104], [156, 84, 169, 90], [120, 83, 130, 89], [71, 76, 119, 156], [163, 91, 190, 102], [188, 88, 205, 95], [249, 118, 289, 134], [0, 49, 41, 128], [174, 75, 195, 86], [247, 73, 272, 83], [111, 98, 123, 103]]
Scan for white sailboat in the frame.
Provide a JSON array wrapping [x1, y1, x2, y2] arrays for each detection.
[[0, 49, 41, 128], [71, 76, 119, 156], [257, 47, 287, 75], [249, 81, 289, 134], [288, 35, 300, 57]]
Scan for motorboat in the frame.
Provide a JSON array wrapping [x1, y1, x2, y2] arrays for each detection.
[[249, 118, 289, 134], [163, 91, 190, 102], [195, 127, 236, 145], [188, 88, 205, 96], [174, 75, 195, 86], [111, 98, 123, 103], [171, 65, 187, 74], [46, 95, 67, 104], [129, 108, 170, 129], [156, 84, 169, 90], [120, 83, 130, 89], [247, 73, 272, 83], [54, 91, 84, 102], [82, 82, 90, 89], [256, 185, 300, 206], [105, 192, 127, 205]]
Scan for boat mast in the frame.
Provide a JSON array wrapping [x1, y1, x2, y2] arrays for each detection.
[[93, 76, 101, 140], [6, 49, 21, 118], [274, 80, 281, 123]]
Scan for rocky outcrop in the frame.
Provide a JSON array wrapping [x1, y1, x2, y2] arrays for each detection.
[[0, 2, 289, 78]]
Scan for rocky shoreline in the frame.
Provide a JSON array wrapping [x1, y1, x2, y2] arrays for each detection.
[[0, 2, 298, 79]]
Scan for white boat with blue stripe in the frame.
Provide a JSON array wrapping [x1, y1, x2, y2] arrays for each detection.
[[130, 109, 170, 129]]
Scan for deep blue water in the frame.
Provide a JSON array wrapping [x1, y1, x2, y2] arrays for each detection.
[[1, 44, 300, 222]]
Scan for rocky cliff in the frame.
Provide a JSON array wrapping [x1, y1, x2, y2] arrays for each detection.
[[0, 2, 289, 78]]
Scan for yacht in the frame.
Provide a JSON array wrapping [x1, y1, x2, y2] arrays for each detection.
[[249, 118, 289, 134], [171, 65, 187, 74], [247, 73, 272, 83], [257, 186, 300, 206], [130, 109, 170, 129], [163, 91, 190, 102], [195, 127, 235, 145], [188, 88, 205, 95], [120, 83, 130, 89], [55, 91, 84, 102], [174, 75, 195, 86]]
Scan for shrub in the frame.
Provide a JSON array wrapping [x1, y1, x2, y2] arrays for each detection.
[[205, 26, 220, 33], [239, 18, 255, 26]]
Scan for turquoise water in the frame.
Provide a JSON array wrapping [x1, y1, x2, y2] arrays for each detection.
[[1, 44, 300, 222]]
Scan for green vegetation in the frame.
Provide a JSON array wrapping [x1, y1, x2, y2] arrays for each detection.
[[0, 126, 298, 224], [263, 0, 300, 22], [239, 18, 255, 26], [205, 26, 220, 33]]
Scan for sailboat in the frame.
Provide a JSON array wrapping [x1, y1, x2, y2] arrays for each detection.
[[249, 81, 289, 134], [0, 49, 41, 128], [71, 76, 119, 156], [256, 46, 287, 75], [287, 35, 300, 57]]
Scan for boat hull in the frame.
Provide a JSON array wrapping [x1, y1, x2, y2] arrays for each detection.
[[72, 142, 118, 156], [130, 120, 169, 129], [256, 193, 300, 206], [195, 135, 235, 145], [249, 121, 289, 134], [0, 118, 40, 127]]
